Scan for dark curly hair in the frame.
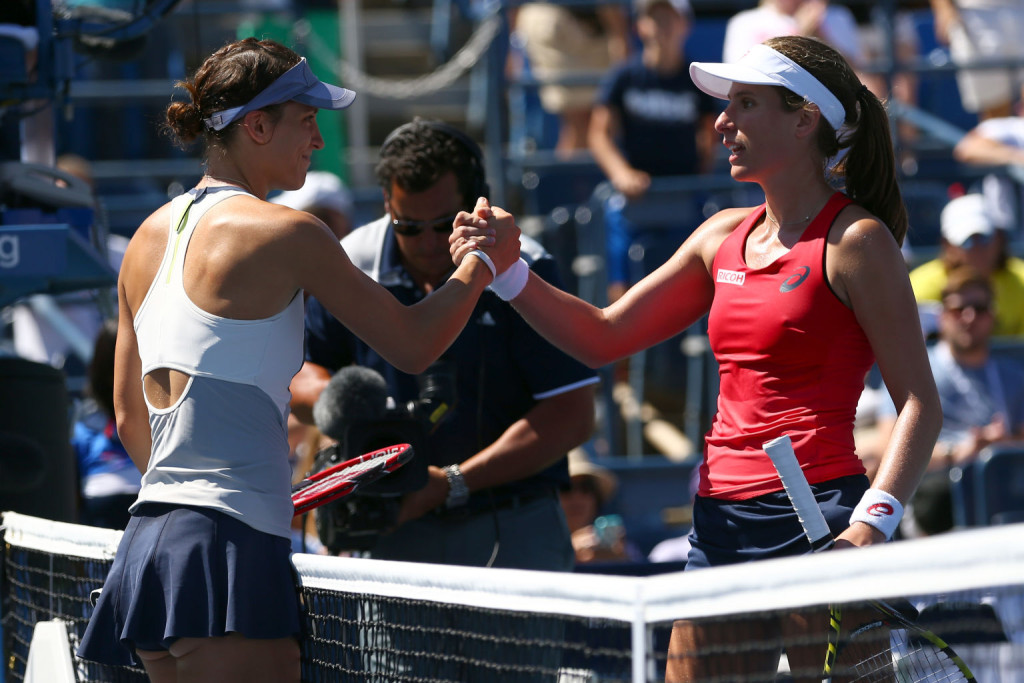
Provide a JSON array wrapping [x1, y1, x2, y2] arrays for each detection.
[[374, 118, 484, 211], [163, 38, 301, 153], [766, 36, 908, 246]]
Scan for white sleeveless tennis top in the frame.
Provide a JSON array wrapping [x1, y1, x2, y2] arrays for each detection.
[[130, 186, 305, 539]]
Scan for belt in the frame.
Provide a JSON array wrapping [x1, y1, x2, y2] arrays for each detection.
[[432, 487, 557, 520]]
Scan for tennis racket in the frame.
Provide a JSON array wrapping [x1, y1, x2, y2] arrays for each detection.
[[292, 443, 414, 516], [764, 435, 975, 683]]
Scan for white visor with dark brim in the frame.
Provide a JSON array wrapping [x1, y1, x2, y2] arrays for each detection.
[[204, 58, 356, 132], [689, 44, 845, 131]]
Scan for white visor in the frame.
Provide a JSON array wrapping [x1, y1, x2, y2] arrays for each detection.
[[689, 44, 846, 131], [203, 58, 356, 132]]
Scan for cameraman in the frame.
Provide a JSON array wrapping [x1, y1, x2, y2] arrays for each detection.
[[291, 119, 598, 571]]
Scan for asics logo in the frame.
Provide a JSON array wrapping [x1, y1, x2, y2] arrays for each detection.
[[780, 266, 811, 292], [867, 503, 895, 517]]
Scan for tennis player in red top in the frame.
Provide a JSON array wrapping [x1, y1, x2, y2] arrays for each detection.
[[452, 35, 941, 681]]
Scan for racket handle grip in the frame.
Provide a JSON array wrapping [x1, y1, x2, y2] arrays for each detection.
[[764, 435, 835, 553]]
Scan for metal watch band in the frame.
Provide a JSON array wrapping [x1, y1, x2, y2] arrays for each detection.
[[443, 464, 469, 509]]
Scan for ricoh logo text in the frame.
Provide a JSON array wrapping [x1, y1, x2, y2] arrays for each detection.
[[716, 269, 745, 286], [0, 234, 19, 269]]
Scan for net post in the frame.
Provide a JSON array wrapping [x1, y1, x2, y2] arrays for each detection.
[[632, 600, 647, 683]]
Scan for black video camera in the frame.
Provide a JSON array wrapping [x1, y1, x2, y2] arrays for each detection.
[[311, 361, 456, 553]]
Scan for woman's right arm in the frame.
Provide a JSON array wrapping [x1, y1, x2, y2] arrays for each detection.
[[454, 205, 745, 368], [292, 201, 519, 375]]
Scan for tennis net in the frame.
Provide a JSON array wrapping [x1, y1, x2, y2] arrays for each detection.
[[4, 510, 1024, 682]]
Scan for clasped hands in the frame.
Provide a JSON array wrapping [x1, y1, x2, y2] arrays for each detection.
[[452, 197, 529, 301]]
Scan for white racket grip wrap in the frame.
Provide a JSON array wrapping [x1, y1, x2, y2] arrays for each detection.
[[464, 250, 496, 280], [763, 435, 835, 552], [488, 258, 529, 300], [849, 488, 903, 540]]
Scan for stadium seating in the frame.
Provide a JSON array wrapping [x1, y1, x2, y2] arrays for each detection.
[[593, 454, 698, 558], [950, 442, 1024, 528], [972, 444, 1024, 526]]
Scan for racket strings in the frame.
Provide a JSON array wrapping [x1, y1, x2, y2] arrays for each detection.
[[836, 625, 972, 683], [300, 459, 386, 496], [891, 629, 973, 683]]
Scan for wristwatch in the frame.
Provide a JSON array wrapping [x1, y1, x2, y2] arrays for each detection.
[[443, 464, 469, 508]]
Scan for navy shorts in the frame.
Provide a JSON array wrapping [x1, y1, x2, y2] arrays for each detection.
[[77, 503, 303, 667], [684, 474, 870, 570]]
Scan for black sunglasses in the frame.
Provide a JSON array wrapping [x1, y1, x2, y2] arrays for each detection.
[[390, 213, 460, 237], [946, 302, 992, 316]]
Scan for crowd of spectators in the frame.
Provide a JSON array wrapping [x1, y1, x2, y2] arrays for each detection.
[[3, 0, 1024, 572]]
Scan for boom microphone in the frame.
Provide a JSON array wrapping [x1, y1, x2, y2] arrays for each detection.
[[312, 365, 389, 442]]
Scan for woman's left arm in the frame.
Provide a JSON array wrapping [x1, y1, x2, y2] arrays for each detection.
[[829, 212, 942, 546]]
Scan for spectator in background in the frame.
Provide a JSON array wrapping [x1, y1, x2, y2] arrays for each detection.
[[72, 319, 141, 529], [722, 0, 864, 68], [876, 266, 1024, 538], [512, 1, 631, 155], [928, 0, 1024, 121], [881, 266, 1024, 472], [290, 118, 599, 571], [853, 5, 921, 169], [588, 0, 718, 303], [560, 449, 642, 564], [909, 193, 1024, 338], [953, 99, 1024, 235], [270, 169, 354, 240]]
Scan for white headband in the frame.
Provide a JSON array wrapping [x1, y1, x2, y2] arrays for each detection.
[[689, 44, 846, 131]]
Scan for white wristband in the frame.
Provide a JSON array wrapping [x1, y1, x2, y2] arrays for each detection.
[[488, 257, 529, 301], [849, 488, 904, 540], [464, 250, 496, 280]]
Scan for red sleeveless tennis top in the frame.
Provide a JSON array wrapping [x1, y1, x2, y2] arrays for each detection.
[[701, 192, 872, 500]]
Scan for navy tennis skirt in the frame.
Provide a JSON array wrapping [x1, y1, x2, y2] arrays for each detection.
[[684, 474, 870, 570], [77, 503, 303, 667]]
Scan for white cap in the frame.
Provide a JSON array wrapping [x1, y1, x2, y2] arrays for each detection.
[[940, 194, 995, 247], [270, 171, 353, 216], [690, 43, 846, 130]]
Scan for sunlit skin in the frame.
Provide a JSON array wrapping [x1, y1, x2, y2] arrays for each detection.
[[264, 103, 324, 192], [715, 84, 811, 191]]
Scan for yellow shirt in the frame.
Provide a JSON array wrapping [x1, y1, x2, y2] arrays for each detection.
[[909, 257, 1024, 338]]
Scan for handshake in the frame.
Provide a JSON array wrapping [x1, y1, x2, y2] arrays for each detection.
[[451, 197, 530, 301]]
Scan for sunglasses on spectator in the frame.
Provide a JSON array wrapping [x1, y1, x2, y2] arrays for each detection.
[[389, 212, 460, 237], [945, 301, 992, 316]]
